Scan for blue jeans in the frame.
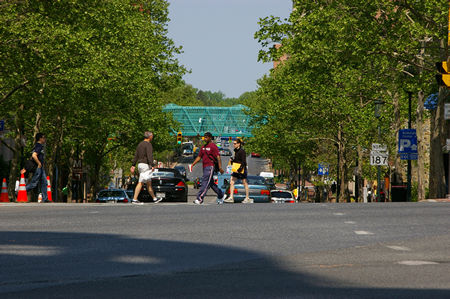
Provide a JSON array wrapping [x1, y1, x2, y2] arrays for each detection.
[[26, 167, 48, 201], [197, 166, 224, 201]]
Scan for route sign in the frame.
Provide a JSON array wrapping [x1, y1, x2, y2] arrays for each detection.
[[372, 143, 387, 151], [445, 103, 450, 120], [318, 163, 329, 176], [370, 150, 389, 166], [398, 129, 418, 160]]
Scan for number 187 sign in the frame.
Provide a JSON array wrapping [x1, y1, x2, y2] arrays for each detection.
[[370, 144, 388, 166]]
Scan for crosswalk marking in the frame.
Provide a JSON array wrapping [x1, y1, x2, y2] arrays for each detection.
[[386, 245, 411, 251], [398, 260, 438, 266], [354, 230, 374, 235]]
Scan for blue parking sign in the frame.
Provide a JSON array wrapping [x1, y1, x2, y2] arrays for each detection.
[[318, 163, 329, 175], [0, 120, 4, 132], [398, 129, 418, 160]]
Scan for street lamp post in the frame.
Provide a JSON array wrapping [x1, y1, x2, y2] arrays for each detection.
[[374, 100, 384, 202], [407, 91, 412, 202]]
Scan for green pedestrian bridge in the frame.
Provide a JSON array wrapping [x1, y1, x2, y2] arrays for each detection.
[[163, 104, 253, 137]]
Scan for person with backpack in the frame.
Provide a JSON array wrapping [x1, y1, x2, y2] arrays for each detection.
[[190, 132, 226, 205]]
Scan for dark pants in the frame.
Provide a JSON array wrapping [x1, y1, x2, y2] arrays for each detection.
[[26, 167, 48, 201], [197, 166, 223, 201]]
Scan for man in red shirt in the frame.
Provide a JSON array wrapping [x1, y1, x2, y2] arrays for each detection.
[[191, 132, 226, 204]]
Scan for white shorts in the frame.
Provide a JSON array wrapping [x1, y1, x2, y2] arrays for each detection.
[[138, 163, 153, 183]]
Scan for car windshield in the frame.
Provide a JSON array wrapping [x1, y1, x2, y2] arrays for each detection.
[[98, 191, 125, 197], [271, 191, 293, 198], [151, 171, 175, 178]]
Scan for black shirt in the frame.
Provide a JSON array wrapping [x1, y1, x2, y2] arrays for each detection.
[[33, 143, 45, 165], [233, 147, 246, 168]]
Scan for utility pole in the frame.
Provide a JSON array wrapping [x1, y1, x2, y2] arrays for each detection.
[[407, 91, 412, 202]]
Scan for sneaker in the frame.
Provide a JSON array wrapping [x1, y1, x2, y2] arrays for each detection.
[[153, 197, 163, 203], [242, 198, 253, 204], [223, 196, 234, 203], [132, 199, 144, 205], [194, 199, 203, 205], [217, 193, 227, 204]]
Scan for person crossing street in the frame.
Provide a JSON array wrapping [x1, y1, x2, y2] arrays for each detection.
[[130, 131, 162, 204], [190, 132, 227, 204]]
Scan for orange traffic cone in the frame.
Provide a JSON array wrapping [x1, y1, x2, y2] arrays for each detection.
[[16, 174, 28, 202], [0, 178, 9, 202], [46, 176, 53, 202]]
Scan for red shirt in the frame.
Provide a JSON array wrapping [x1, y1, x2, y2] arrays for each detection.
[[199, 142, 220, 168]]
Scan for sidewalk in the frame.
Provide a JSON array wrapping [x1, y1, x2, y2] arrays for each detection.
[[419, 198, 450, 202]]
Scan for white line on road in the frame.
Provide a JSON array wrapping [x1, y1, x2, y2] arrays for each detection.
[[333, 213, 345, 216], [398, 260, 438, 266], [386, 245, 411, 251], [344, 221, 356, 224], [354, 230, 374, 235]]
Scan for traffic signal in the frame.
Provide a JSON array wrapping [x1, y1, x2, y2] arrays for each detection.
[[229, 136, 232, 142], [177, 131, 182, 144], [436, 61, 450, 87]]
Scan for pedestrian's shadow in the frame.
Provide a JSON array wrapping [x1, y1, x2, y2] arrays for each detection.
[[0, 231, 447, 298]]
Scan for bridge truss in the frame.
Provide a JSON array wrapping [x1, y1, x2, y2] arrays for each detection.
[[163, 104, 253, 137]]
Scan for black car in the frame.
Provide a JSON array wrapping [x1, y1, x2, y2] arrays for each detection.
[[96, 189, 131, 203], [128, 168, 188, 202], [174, 165, 187, 178]]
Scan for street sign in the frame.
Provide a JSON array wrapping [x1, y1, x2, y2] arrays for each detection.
[[73, 160, 83, 174], [318, 163, 329, 176], [372, 143, 387, 151], [370, 150, 389, 166], [0, 120, 4, 132], [445, 103, 450, 120], [398, 129, 418, 160]]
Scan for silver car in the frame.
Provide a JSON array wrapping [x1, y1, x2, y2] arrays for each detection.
[[270, 190, 296, 203]]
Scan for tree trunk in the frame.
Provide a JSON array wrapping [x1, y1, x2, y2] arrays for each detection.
[[416, 91, 425, 201], [337, 124, 348, 202], [356, 144, 364, 202], [7, 104, 24, 200], [428, 87, 447, 199]]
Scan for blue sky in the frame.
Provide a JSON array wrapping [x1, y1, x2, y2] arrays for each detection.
[[166, 0, 292, 98]]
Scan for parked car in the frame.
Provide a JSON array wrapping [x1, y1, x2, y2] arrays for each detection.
[[224, 175, 271, 203], [219, 148, 232, 156], [194, 174, 222, 189], [127, 168, 188, 202], [270, 190, 296, 203], [251, 152, 261, 158], [193, 147, 200, 159], [193, 177, 202, 189], [174, 165, 187, 178], [96, 189, 131, 203]]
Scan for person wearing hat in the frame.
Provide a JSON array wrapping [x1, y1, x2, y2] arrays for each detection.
[[190, 132, 226, 204]]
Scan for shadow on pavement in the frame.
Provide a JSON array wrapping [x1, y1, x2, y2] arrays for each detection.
[[0, 231, 448, 298]]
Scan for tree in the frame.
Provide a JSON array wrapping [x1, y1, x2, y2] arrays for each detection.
[[0, 0, 186, 200], [251, 0, 446, 201]]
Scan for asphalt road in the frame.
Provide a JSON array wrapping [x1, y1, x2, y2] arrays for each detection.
[[0, 202, 449, 298]]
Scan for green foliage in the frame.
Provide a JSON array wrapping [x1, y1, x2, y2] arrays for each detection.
[[250, 0, 445, 195], [0, 0, 186, 191]]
